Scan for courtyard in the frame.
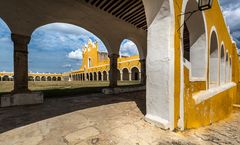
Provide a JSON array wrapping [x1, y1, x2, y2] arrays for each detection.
[[0, 91, 239, 145]]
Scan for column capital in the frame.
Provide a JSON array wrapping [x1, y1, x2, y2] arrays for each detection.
[[139, 59, 146, 63], [11, 33, 31, 45], [108, 53, 119, 59]]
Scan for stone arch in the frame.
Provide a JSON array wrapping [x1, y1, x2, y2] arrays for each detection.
[[94, 72, 97, 81], [52, 76, 57, 81], [41, 76, 46, 81], [209, 29, 219, 88], [28, 76, 34, 81], [103, 71, 107, 81], [131, 67, 140, 81], [220, 43, 225, 84], [2, 75, 9, 81], [98, 71, 102, 81], [57, 77, 61, 81], [182, 0, 207, 80], [122, 68, 130, 81], [30, 22, 111, 53], [47, 76, 52, 81], [35, 76, 40, 81]]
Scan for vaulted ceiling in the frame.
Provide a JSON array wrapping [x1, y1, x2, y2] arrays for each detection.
[[84, 0, 147, 30]]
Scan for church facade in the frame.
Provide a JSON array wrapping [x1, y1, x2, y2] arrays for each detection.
[[67, 40, 142, 83]]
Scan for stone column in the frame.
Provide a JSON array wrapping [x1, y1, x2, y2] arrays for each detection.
[[120, 72, 123, 81], [109, 54, 119, 88], [101, 72, 104, 81], [140, 59, 146, 85], [129, 73, 132, 81], [12, 34, 30, 93]]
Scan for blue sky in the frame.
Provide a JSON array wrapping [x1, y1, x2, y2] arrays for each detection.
[[0, 1, 239, 73], [0, 22, 138, 73]]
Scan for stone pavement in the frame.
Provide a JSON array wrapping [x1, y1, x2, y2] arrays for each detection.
[[0, 91, 239, 145]]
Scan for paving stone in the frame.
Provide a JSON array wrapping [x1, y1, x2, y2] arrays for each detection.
[[64, 127, 100, 144]]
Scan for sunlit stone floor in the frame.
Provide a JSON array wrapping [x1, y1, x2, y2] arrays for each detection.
[[0, 91, 240, 145]]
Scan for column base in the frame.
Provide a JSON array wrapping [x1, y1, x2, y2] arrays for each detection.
[[145, 114, 170, 130], [102, 86, 146, 95], [1, 92, 44, 107]]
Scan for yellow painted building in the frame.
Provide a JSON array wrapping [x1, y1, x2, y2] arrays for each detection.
[[68, 40, 141, 82], [0, 72, 62, 81]]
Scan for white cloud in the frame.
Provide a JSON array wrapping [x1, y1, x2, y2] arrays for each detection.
[[67, 48, 82, 60], [120, 40, 139, 56], [62, 64, 72, 68]]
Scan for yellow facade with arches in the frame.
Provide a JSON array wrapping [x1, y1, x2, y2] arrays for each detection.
[[69, 40, 141, 82], [0, 72, 63, 81], [170, 0, 240, 129]]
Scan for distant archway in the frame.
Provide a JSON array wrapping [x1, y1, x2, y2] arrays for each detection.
[[2, 75, 9, 81], [98, 71, 102, 81], [28, 76, 34, 81], [47, 76, 52, 81], [57, 77, 61, 81], [103, 71, 107, 81], [122, 68, 129, 81], [41, 76, 46, 81], [131, 67, 140, 80], [35, 76, 41, 81], [52, 77, 57, 81], [94, 72, 97, 81]]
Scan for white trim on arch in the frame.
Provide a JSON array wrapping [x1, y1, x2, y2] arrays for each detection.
[[209, 26, 220, 88], [179, 0, 208, 130]]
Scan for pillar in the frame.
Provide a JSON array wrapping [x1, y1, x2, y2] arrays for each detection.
[[12, 34, 30, 93], [109, 54, 119, 88], [140, 59, 146, 85], [129, 73, 132, 81], [120, 72, 123, 81], [101, 72, 104, 81]]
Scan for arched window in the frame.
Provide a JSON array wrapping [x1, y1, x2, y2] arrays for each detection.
[[225, 52, 229, 83], [209, 30, 219, 88], [220, 44, 225, 84], [88, 58, 92, 68], [183, 0, 207, 79], [122, 68, 129, 81]]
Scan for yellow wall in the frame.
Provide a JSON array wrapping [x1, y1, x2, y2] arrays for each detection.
[[173, 0, 239, 129]]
